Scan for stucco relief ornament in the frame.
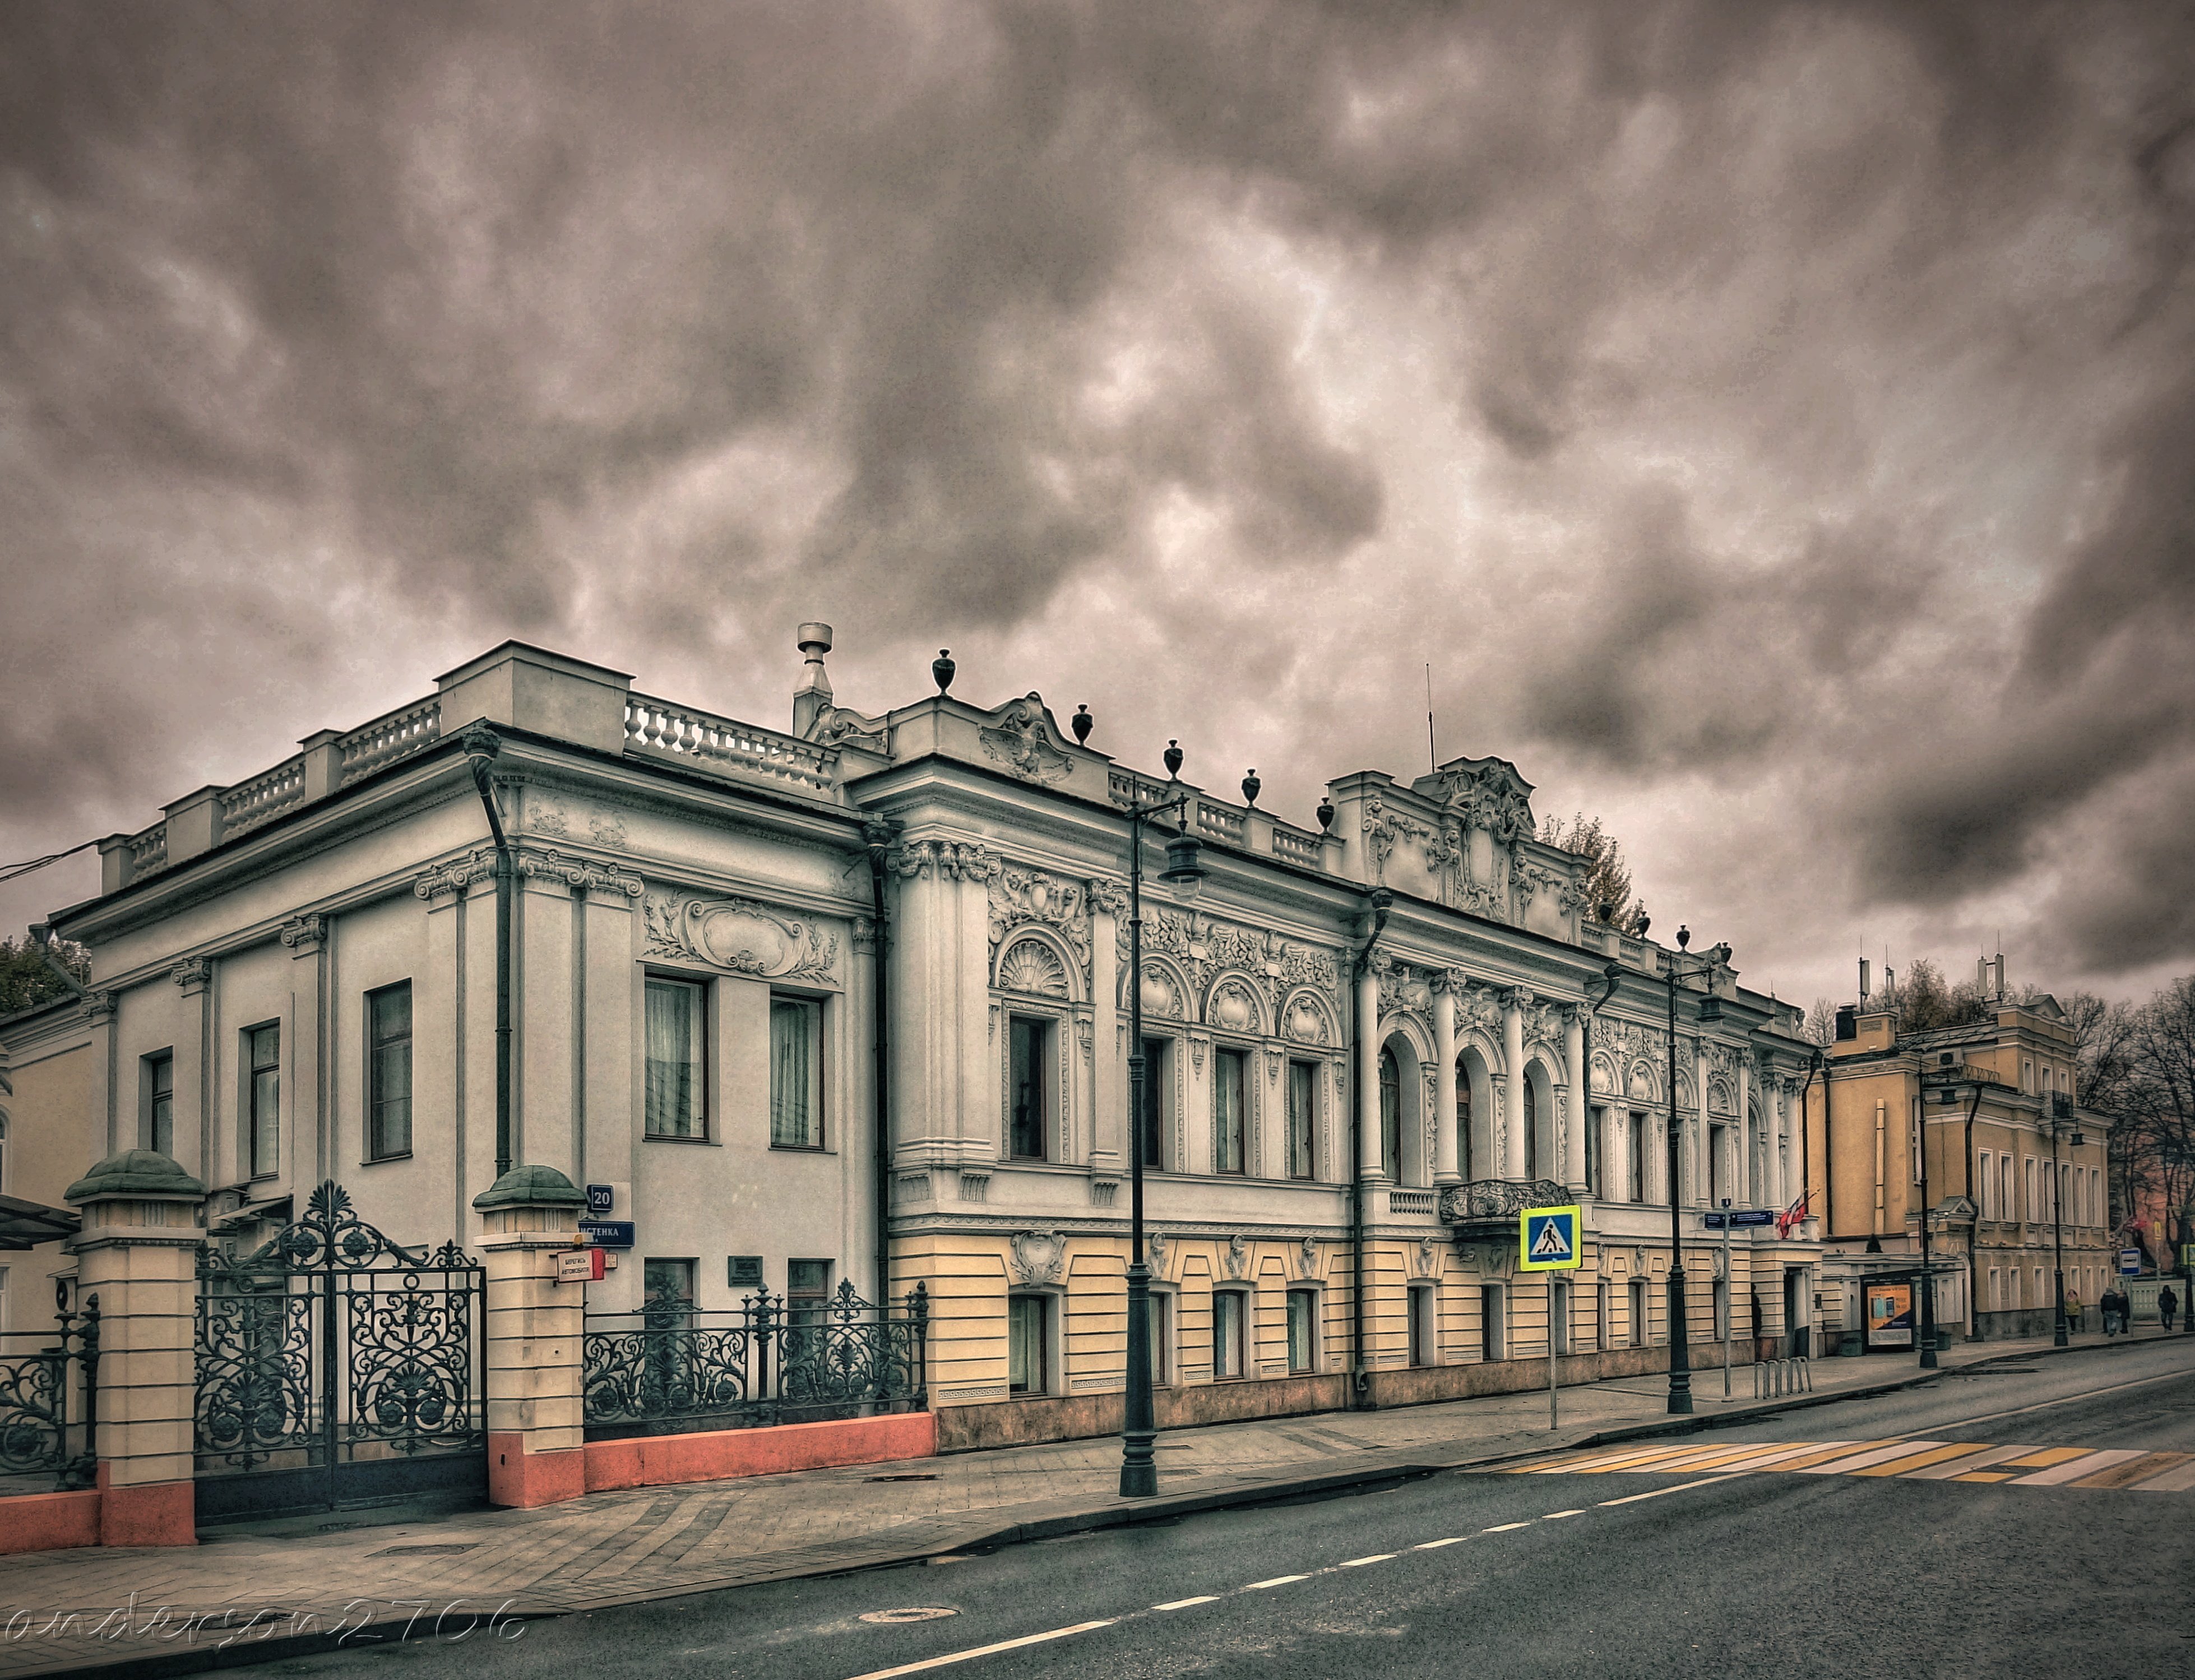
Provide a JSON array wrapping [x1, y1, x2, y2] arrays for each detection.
[[1282, 994, 1332, 1045], [1299, 1235, 1318, 1279], [988, 867, 1092, 969], [1087, 878, 1130, 917], [280, 913, 327, 952], [589, 808, 629, 850], [1146, 1231, 1169, 1276], [169, 956, 212, 993], [529, 794, 570, 837], [1225, 1233, 1250, 1280], [808, 701, 888, 755], [890, 839, 1002, 881], [517, 848, 645, 898], [1009, 1230, 1066, 1288], [996, 938, 1070, 999], [642, 891, 839, 984], [415, 848, 494, 900], [980, 697, 1073, 785]]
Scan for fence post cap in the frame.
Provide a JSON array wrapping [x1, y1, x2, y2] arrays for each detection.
[[65, 1147, 205, 1205], [472, 1163, 588, 1211]]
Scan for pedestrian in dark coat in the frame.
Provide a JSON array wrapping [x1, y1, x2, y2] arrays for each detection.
[[2161, 1285, 2180, 1333], [2101, 1286, 2125, 1335]]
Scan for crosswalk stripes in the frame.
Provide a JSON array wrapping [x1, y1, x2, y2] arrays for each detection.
[[1515, 1439, 2195, 1493]]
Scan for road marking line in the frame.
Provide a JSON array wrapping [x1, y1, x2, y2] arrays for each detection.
[[1910, 1365, 2195, 1437], [838, 1619, 1118, 1680], [1413, 1537, 1469, 1549], [2132, 1457, 2195, 1493], [1243, 1575, 1309, 1590], [1854, 1443, 1990, 1478], [1710, 1442, 1867, 1473], [1597, 1473, 1746, 1507], [1760, 1440, 1901, 1472], [1152, 1597, 1219, 1611], [1949, 1471, 2013, 1482], [2072, 1452, 2190, 1490], [2010, 1448, 2145, 1486], [1799, 1441, 1948, 1475], [1552, 1442, 1735, 1475], [1481, 1521, 1534, 1532], [1898, 1443, 2035, 1480], [1661, 1441, 1815, 1473], [1340, 1554, 1395, 1566], [2000, 1446, 2087, 1469], [1543, 1510, 1586, 1519]]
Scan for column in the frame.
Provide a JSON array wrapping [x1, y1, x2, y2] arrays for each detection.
[[516, 868, 577, 1178], [1432, 975, 1460, 1184], [65, 1149, 207, 1546], [1501, 988, 1526, 1179], [86, 991, 119, 1157], [474, 1164, 589, 1508], [1358, 960, 1384, 1179], [170, 959, 212, 1188], [279, 913, 328, 1180], [1692, 1039, 1710, 1205], [1563, 1003, 1587, 1192], [1090, 882, 1123, 1178]]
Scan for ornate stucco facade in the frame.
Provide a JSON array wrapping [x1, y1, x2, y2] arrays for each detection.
[[41, 629, 1822, 1447]]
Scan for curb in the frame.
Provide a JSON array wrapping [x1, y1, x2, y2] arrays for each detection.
[[31, 1334, 2176, 1680]]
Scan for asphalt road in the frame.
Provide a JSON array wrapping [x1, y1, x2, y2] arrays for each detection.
[[226, 1337, 2195, 1680]]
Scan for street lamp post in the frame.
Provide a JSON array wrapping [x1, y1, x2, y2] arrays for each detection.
[[2049, 1096, 2072, 1348], [1119, 742, 1205, 1499], [1661, 927, 1730, 1417]]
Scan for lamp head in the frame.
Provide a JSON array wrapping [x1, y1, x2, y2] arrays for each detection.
[[1160, 832, 1206, 896]]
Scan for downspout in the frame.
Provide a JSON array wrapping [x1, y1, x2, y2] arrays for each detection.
[[863, 819, 902, 1306], [1962, 1083, 1983, 1339], [461, 727, 514, 1181], [1349, 888, 1393, 1405], [1801, 1049, 1823, 1235]]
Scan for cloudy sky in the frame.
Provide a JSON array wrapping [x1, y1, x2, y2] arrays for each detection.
[[4, 1, 2193, 1011]]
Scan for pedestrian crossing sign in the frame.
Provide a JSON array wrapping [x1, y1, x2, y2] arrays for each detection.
[[1520, 1205, 1582, 1272]]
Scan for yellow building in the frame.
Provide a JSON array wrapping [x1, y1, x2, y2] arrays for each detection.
[[0, 993, 92, 1337], [1803, 984, 2111, 1349]]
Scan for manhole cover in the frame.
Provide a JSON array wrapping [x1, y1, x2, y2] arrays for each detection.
[[371, 1544, 480, 1557], [860, 1608, 958, 1625]]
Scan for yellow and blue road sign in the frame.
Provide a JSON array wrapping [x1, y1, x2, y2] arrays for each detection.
[[1519, 1204, 1582, 1271]]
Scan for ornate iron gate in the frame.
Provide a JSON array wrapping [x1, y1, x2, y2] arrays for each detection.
[[194, 1182, 484, 1520]]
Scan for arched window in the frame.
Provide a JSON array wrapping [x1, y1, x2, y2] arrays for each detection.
[[1379, 1047, 1401, 1179], [1524, 1075, 1539, 1178], [1456, 1061, 1473, 1182]]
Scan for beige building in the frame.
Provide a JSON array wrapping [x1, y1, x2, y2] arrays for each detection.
[[1804, 980, 2112, 1349]]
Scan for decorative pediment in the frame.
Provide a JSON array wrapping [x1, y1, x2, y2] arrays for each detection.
[[1281, 989, 1337, 1047], [1206, 976, 1264, 1035], [979, 696, 1073, 784], [1432, 755, 1536, 840], [642, 890, 838, 984]]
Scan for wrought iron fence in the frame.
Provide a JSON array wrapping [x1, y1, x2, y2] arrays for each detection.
[[584, 1279, 927, 1437], [0, 1292, 99, 1494]]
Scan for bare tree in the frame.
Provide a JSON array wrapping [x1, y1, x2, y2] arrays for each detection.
[[2121, 978, 2195, 1255], [1538, 812, 1644, 933], [1884, 956, 1992, 1032], [1802, 998, 1837, 1048]]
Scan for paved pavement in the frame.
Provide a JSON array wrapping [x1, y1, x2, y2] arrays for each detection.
[[2, 1329, 2187, 1678]]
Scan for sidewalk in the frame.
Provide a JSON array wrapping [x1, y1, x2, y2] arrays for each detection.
[[3, 1330, 2182, 1678]]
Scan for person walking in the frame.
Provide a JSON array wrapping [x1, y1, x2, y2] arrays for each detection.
[[2100, 1285, 2124, 1336], [2160, 1284, 2179, 1334]]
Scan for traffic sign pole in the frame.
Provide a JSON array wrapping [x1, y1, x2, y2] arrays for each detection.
[[1721, 1199, 1733, 1398], [1520, 1206, 1582, 1431]]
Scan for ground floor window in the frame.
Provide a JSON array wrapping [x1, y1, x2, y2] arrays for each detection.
[[1146, 1290, 1172, 1386], [1212, 1289, 1247, 1380], [1480, 1285, 1505, 1360], [1595, 1282, 1610, 1352], [1713, 1279, 1729, 1341], [1008, 1294, 1051, 1395], [1552, 1281, 1571, 1356], [1409, 1284, 1436, 1367], [1629, 1279, 1648, 1346], [1286, 1288, 1318, 1373]]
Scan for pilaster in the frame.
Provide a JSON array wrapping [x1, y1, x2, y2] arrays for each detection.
[[1563, 1002, 1588, 1191], [1357, 961, 1384, 1181], [1501, 988, 1527, 1179], [280, 913, 328, 1180], [1432, 974, 1460, 1183]]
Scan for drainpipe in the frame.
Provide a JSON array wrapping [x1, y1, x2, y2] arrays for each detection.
[[1962, 1082, 1983, 1340], [1800, 1048, 1823, 1233], [863, 819, 902, 1306], [1349, 888, 1393, 1406], [461, 727, 514, 1181]]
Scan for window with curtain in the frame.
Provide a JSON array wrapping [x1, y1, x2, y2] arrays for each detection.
[[1147, 1291, 1171, 1384], [1138, 1037, 1168, 1170], [1007, 1295, 1049, 1394], [1214, 1048, 1246, 1173], [1211, 1289, 1245, 1379], [367, 983, 413, 1160], [1288, 1061, 1316, 1180], [644, 978, 706, 1138], [143, 1050, 174, 1156], [247, 1022, 280, 1178], [770, 996, 822, 1147], [1629, 1112, 1648, 1202], [1286, 1288, 1317, 1373], [1378, 1047, 1401, 1179], [1456, 1064, 1473, 1181], [1009, 1017, 1048, 1159]]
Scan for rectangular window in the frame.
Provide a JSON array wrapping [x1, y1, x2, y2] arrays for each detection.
[[1596, 1282, 1611, 1352], [1147, 1290, 1171, 1386], [1629, 1279, 1648, 1347], [2000, 1156, 2012, 1223], [1480, 1285, 1506, 1360], [1976, 1150, 1992, 1219], [247, 1023, 280, 1178], [142, 1050, 174, 1156], [1009, 1017, 1049, 1160], [1409, 1285, 1435, 1367], [1007, 1295, 1049, 1395], [644, 977, 706, 1138], [1137, 1038, 1168, 1171], [642, 1258, 696, 1401], [1709, 1123, 1728, 1205], [1287, 1061, 1317, 1180], [1211, 1289, 1245, 1379], [788, 1258, 831, 1325], [770, 996, 823, 1148], [1714, 1280, 1730, 1341], [1587, 1105, 1605, 1197], [1988, 1267, 2000, 1311], [1286, 1288, 1317, 1373], [1214, 1048, 1247, 1174], [367, 983, 412, 1160], [1628, 1112, 1648, 1202]]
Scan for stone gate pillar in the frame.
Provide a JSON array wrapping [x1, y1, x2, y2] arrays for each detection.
[[64, 1149, 207, 1547], [474, 1164, 589, 1508]]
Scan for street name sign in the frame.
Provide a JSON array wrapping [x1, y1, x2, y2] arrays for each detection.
[[1703, 1210, 1775, 1229], [579, 1219, 635, 1250], [1520, 1205, 1582, 1271]]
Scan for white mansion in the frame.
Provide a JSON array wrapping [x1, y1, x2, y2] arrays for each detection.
[[45, 631, 1823, 1446]]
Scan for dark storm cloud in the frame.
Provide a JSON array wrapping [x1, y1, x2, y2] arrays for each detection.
[[3, 1, 2194, 996]]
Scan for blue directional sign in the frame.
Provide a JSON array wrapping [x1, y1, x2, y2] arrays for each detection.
[[586, 1183, 615, 1216], [1519, 1205, 1582, 1272], [579, 1219, 635, 1251], [1705, 1210, 1776, 1229], [2120, 1248, 2143, 1277]]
